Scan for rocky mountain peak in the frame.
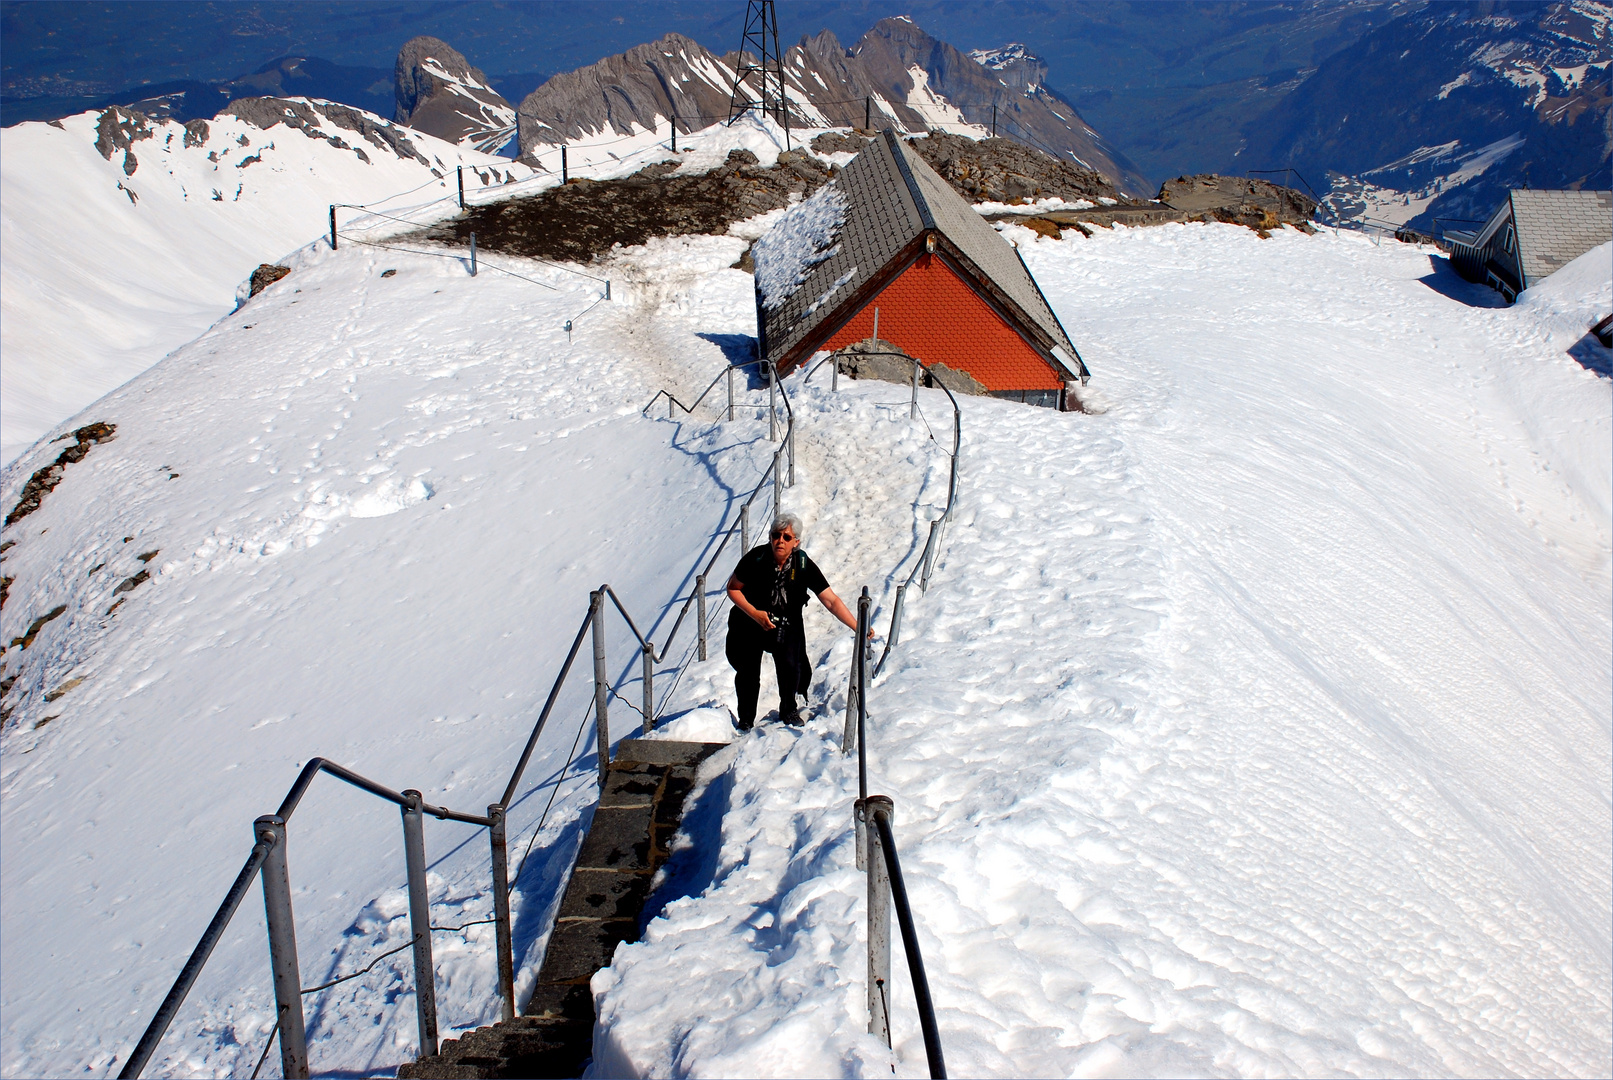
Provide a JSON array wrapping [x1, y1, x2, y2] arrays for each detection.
[[514, 17, 1150, 197], [394, 35, 515, 155]]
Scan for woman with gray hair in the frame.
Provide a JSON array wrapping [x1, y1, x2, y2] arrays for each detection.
[[725, 513, 864, 729]]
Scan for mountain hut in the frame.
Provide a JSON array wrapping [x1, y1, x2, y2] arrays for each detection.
[[1447, 189, 1612, 303], [753, 130, 1088, 409]]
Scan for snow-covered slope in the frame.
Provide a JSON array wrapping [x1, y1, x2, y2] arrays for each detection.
[[2, 217, 1608, 1079], [0, 101, 531, 466], [592, 228, 1612, 1077]]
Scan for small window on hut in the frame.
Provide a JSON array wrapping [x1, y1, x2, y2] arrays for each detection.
[[1503, 224, 1515, 254]]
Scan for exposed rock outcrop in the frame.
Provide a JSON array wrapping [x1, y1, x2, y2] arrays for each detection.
[[908, 131, 1123, 205], [249, 264, 291, 297], [220, 97, 431, 166], [1159, 174, 1318, 231], [421, 148, 834, 263], [393, 36, 516, 155], [94, 106, 153, 175], [5, 423, 117, 528]]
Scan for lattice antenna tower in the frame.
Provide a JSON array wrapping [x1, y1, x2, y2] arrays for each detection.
[[727, 0, 790, 138]]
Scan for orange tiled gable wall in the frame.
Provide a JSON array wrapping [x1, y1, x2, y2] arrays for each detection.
[[818, 254, 1063, 392]]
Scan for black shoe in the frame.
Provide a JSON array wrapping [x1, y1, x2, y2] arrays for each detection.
[[780, 711, 804, 727], [736, 717, 755, 732]]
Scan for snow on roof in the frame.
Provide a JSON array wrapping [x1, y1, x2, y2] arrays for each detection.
[[752, 182, 847, 311], [755, 130, 1081, 376], [1510, 188, 1613, 288]]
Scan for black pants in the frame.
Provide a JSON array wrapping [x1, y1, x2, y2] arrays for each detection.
[[726, 613, 811, 726]]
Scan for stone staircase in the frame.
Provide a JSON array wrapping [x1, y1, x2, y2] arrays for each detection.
[[400, 738, 724, 1079]]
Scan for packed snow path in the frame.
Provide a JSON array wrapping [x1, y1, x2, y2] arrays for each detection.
[[0, 219, 1607, 1078], [597, 230, 1611, 1078]]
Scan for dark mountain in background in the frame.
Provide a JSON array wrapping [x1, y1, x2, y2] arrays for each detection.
[[0, 55, 392, 126], [0, 2, 1406, 184], [515, 17, 1151, 196], [1238, 0, 1611, 232], [393, 36, 516, 155]]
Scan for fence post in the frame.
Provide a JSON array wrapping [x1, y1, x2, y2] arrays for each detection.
[[671, 117, 677, 153], [862, 794, 895, 1046], [992, 103, 997, 137], [768, 363, 778, 441], [787, 424, 795, 487], [488, 804, 516, 1023], [727, 366, 736, 422], [741, 504, 751, 552], [888, 583, 907, 650], [921, 519, 941, 592], [470, 232, 477, 277], [400, 791, 439, 1059], [561, 145, 568, 184], [591, 590, 609, 786], [697, 573, 708, 661], [329, 205, 337, 252], [865, 96, 871, 130], [773, 447, 782, 498], [457, 166, 465, 210], [832, 357, 838, 392], [910, 359, 919, 420], [667, 393, 675, 420], [256, 815, 309, 1080], [843, 590, 868, 756], [641, 642, 654, 734], [854, 794, 868, 871]]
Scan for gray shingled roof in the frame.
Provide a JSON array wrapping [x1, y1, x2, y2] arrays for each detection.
[[757, 130, 1081, 376], [1509, 189, 1612, 288]]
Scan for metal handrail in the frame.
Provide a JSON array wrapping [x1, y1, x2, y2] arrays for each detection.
[[800, 351, 961, 675], [120, 760, 496, 1078], [811, 358, 954, 1074], [122, 359, 802, 1078], [871, 805, 946, 1078], [641, 357, 770, 419]]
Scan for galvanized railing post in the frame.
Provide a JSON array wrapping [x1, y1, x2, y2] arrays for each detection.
[[667, 393, 675, 420], [741, 504, 751, 552], [910, 359, 919, 420], [592, 590, 609, 786], [788, 424, 795, 487], [768, 363, 778, 441], [832, 357, 839, 392], [488, 804, 516, 1023], [857, 588, 871, 801], [257, 815, 309, 1080], [641, 641, 655, 734], [727, 366, 736, 422], [697, 573, 708, 661], [400, 791, 439, 1059], [862, 794, 895, 1045], [888, 583, 907, 651], [773, 445, 782, 497]]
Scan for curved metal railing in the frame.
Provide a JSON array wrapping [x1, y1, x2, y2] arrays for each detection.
[[802, 350, 961, 675], [119, 360, 797, 1079]]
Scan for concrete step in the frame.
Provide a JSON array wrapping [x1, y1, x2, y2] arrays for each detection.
[[399, 739, 725, 1079]]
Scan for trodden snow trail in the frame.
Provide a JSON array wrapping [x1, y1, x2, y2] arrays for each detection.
[[593, 224, 1610, 1078], [0, 226, 779, 1078]]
